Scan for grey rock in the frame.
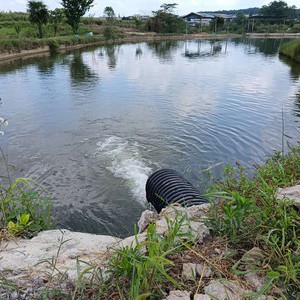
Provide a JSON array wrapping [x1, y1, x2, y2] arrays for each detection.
[[68, 250, 79, 259], [138, 210, 158, 233], [33, 277, 44, 286], [161, 204, 210, 220], [10, 291, 18, 300], [196, 263, 213, 277], [0, 229, 121, 284], [186, 204, 211, 219], [278, 185, 300, 208], [117, 232, 147, 252], [244, 272, 265, 291], [214, 248, 222, 255], [155, 216, 210, 242], [165, 290, 191, 300], [182, 263, 196, 280], [204, 280, 249, 300], [194, 295, 211, 300]]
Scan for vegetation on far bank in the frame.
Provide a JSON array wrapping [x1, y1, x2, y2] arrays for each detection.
[[0, 1, 300, 55], [280, 38, 300, 63]]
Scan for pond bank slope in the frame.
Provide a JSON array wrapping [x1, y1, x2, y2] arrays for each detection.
[[279, 38, 300, 63]]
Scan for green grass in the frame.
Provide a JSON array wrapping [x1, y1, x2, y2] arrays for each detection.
[[206, 145, 300, 298], [103, 214, 192, 299], [23, 145, 300, 299], [280, 38, 300, 63], [0, 35, 109, 53], [64, 212, 194, 300], [0, 177, 54, 237]]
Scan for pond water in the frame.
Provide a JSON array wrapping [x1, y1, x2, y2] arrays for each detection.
[[0, 38, 300, 237]]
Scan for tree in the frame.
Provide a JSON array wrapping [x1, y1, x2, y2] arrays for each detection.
[[261, 1, 296, 19], [147, 3, 186, 34], [234, 12, 247, 26], [160, 3, 177, 13], [104, 6, 115, 21], [27, 0, 49, 38], [61, 0, 94, 34], [49, 8, 64, 36]]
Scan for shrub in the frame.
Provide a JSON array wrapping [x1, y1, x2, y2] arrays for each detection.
[[47, 38, 60, 53], [280, 38, 300, 63], [0, 178, 54, 237], [103, 26, 121, 40]]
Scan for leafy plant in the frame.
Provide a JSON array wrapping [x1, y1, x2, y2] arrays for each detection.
[[61, 0, 94, 34], [206, 144, 300, 297], [103, 26, 121, 40], [8, 213, 32, 235], [47, 38, 60, 53], [0, 177, 54, 237], [104, 212, 192, 299]]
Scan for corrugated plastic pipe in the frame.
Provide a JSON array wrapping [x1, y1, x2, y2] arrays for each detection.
[[145, 169, 206, 213]]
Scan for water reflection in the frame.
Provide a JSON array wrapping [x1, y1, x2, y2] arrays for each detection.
[[36, 54, 60, 75], [242, 38, 285, 56], [0, 54, 53, 74], [70, 52, 98, 85], [279, 55, 300, 81], [293, 91, 300, 119], [183, 40, 224, 59], [147, 40, 179, 61], [105, 45, 118, 69], [136, 46, 143, 58]]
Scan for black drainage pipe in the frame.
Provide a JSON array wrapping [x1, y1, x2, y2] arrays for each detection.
[[146, 169, 207, 213]]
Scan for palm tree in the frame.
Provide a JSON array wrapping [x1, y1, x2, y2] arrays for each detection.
[[27, 1, 49, 38]]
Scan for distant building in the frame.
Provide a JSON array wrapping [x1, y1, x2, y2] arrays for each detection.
[[213, 13, 236, 20], [133, 14, 150, 20], [181, 12, 235, 26], [181, 12, 215, 26]]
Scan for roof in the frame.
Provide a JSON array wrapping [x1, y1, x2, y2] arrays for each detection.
[[181, 12, 236, 19], [181, 12, 215, 19], [213, 13, 236, 19], [197, 12, 216, 18]]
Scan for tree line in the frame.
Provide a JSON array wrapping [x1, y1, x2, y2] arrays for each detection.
[[22, 0, 300, 39], [27, 0, 95, 38]]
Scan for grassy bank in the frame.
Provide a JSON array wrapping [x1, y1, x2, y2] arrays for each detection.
[[206, 146, 300, 299], [1, 132, 300, 298], [280, 38, 300, 63], [64, 146, 300, 299], [0, 35, 110, 53], [0, 11, 299, 58]]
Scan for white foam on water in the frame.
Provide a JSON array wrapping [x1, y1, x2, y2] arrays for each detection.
[[96, 136, 152, 202]]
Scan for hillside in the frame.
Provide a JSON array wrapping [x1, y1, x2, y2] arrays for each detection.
[[205, 7, 260, 15]]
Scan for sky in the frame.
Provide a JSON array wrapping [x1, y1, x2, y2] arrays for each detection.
[[0, 0, 299, 17]]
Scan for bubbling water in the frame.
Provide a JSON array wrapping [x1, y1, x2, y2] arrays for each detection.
[[96, 136, 153, 202]]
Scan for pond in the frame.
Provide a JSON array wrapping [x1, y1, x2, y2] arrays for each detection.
[[0, 38, 300, 237]]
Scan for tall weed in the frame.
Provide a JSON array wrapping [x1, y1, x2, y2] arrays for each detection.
[[206, 144, 300, 297]]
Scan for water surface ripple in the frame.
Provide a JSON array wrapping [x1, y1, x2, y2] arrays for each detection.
[[0, 38, 299, 236]]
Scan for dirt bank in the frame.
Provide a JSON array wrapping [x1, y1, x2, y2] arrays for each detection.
[[0, 33, 241, 63], [246, 32, 300, 38]]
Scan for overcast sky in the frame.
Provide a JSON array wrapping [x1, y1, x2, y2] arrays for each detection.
[[0, 0, 299, 16]]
